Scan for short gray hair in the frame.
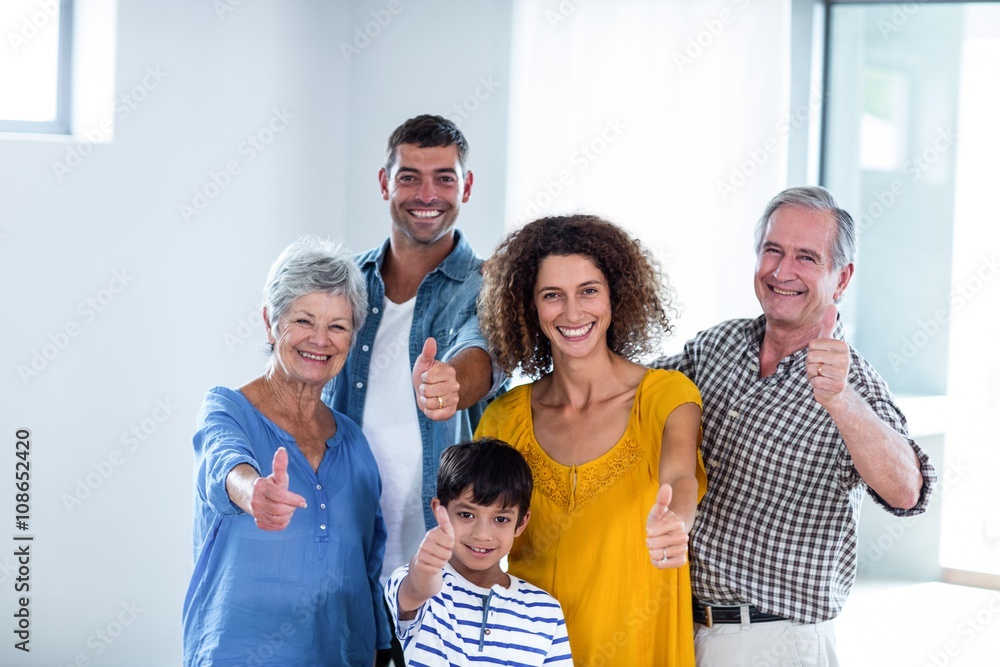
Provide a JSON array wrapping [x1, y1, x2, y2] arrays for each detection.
[[753, 186, 857, 269], [261, 237, 367, 349]]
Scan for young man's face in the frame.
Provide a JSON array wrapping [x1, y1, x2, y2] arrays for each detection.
[[432, 487, 528, 589], [379, 143, 473, 249]]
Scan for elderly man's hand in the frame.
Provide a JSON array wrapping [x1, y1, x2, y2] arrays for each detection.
[[250, 447, 307, 531], [806, 305, 851, 407], [411, 338, 461, 421]]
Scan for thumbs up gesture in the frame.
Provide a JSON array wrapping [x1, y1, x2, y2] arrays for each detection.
[[249, 447, 308, 531], [646, 484, 687, 569], [806, 305, 850, 406], [412, 337, 460, 421], [406, 503, 456, 601]]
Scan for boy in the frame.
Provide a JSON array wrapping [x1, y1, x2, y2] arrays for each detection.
[[384, 437, 572, 665]]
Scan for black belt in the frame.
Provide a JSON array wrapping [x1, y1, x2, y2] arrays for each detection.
[[692, 600, 786, 627]]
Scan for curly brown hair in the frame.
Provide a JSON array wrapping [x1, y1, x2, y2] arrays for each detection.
[[479, 214, 675, 379]]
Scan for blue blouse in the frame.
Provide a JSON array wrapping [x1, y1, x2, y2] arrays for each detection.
[[183, 387, 389, 666]]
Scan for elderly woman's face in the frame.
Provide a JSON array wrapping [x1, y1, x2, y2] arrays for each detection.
[[267, 292, 354, 387]]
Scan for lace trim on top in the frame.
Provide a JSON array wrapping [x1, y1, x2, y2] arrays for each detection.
[[524, 384, 644, 512]]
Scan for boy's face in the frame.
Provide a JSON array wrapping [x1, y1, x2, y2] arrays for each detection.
[[432, 488, 529, 589]]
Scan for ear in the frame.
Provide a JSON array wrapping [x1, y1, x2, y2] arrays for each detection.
[[461, 170, 473, 203], [430, 497, 441, 513], [262, 307, 276, 346], [833, 262, 855, 302], [378, 167, 390, 201], [513, 510, 530, 537]]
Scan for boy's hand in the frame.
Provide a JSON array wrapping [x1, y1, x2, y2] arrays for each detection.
[[412, 504, 455, 574], [399, 504, 455, 618], [646, 483, 688, 569]]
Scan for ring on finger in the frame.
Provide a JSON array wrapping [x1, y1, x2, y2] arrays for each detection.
[[437, 396, 444, 410], [661, 548, 668, 563], [817, 362, 824, 377]]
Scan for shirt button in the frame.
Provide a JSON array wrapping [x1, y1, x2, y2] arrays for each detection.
[[362, 345, 369, 352], [708, 459, 720, 468], [728, 409, 740, 419], [316, 484, 322, 490], [372, 307, 379, 314], [484, 629, 491, 635], [320, 503, 326, 510], [356, 382, 363, 389], [320, 524, 327, 530]]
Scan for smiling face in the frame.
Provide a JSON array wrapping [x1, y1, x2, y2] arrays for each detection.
[[533, 253, 612, 364], [754, 206, 853, 337], [379, 143, 472, 250], [265, 292, 354, 387], [433, 488, 528, 589]]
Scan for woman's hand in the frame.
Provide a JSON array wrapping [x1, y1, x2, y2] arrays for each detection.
[[248, 447, 308, 531], [646, 483, 688, 569]]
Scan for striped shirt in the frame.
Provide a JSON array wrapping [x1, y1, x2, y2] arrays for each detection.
[[384, 563, 572, 666], [654, 316, 936, 623]]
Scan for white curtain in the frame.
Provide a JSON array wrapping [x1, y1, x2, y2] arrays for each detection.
[[505, 0, 793, 351]]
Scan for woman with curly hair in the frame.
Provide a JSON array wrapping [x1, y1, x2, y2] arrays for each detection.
[[475, 214, 705, 666]]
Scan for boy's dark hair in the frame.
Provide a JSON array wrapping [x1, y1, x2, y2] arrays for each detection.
[[384, 114, 469, 173], [436, 438, 532, 523]]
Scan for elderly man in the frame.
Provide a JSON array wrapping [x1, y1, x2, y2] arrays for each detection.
[[323, 115, 504, 666], [654, 186, 936, 666]]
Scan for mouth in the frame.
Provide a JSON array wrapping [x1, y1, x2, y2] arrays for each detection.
[[768, 285, 803, 297], [298, 351, 331, 362], [407, 209, 444, 219], [556, 322, 595, 339], [466, 544, 496, 557]]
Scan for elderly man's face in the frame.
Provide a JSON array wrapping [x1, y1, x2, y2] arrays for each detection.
[[754, 206, 853, 336], [379, 143, 472, 249]]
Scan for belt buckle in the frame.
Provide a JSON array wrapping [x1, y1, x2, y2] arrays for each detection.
[[703, 605, 713, 628]]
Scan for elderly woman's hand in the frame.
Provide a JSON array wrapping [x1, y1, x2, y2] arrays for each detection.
[[249, 447, 309, 531]]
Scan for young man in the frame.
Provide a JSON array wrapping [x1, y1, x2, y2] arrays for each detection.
[[654, 186, 936, 666], [384, 438, 572, 665]]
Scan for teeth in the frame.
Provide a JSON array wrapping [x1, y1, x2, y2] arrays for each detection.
[[558, 323, 594, 338], [299, 351, 329, 361], [469, 546, 491, 554], [772, 287, 801, 296], [410, 210, 442, 219]]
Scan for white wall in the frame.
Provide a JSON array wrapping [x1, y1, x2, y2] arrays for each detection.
[[1, 1, 356, 665]]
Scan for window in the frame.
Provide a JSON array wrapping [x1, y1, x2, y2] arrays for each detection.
[[823, 1, 1000, 579], [0, 0, 73, 134]]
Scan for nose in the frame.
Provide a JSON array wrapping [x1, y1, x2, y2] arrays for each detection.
[[415, 179, 438, 204], [469, 517, 491, 540], [771, 256, 792, 281], [308, 324, 331, 347], [565, 296, 584, 322]]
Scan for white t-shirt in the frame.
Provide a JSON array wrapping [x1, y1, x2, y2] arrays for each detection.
[[362, 296, 425, 584]]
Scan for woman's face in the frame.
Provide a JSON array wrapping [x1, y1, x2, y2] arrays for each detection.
[[533, 253, 612, 363], [266, 292, 354, 387]]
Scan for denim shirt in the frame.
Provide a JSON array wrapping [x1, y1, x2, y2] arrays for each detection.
[[323, 230, 505, 529]]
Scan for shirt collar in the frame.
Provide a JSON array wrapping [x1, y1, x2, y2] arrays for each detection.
[[361, 229, 477, 281]]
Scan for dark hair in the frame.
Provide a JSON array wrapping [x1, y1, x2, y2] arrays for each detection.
[[385, 114, 469, 173], [436, 438, 532, 523], [479, 214, 675, 379]]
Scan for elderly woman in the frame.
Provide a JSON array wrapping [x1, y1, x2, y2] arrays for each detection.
[[183, 238, 388, 666], [474, 215, 707, 666]]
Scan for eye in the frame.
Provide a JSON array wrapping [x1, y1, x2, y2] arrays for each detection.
[[457, 511, 474, 520], [295, 319, 312, 326], [799, 255, 817, 263], [582, 287, 599, 295], [398, 174, 416, 183], [438, 175, 456, 184], [494, 516, 511, 524], [329, 323, 348, 332], [541, 292, 560, 300]]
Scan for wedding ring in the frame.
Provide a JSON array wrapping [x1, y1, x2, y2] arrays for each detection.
[[437, 396, 444, 410], [661, 548, 668, 563], [817, 362, 824, 377]]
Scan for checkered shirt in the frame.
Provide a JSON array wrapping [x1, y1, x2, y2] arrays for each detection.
[[654, 316, 936, 623]]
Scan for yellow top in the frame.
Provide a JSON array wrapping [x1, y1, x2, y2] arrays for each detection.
[[476, 369, 706, 666]]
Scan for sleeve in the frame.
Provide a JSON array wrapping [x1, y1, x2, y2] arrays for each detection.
[[193, 389, 261, 515], [383, 565, 426, 641], [843, 360, 938, 517], [440, 312, 507, 400]]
